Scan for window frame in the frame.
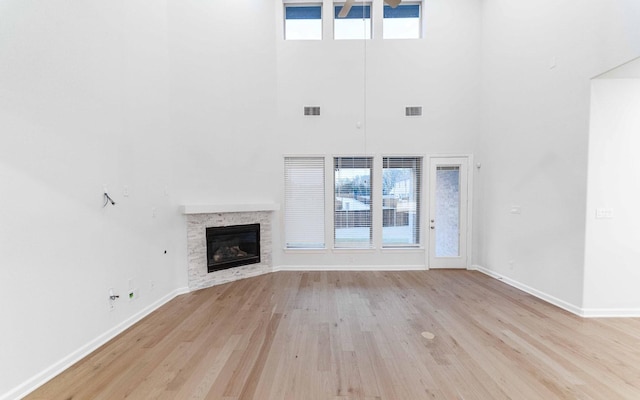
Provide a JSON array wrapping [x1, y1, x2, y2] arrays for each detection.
[[381, 156, 423, 248], [382, 2, 422, 40], [333, 3, 372, 40], [333, 157, 374, 249], [284, 3, 323, 41], [284, 157, 326, 249]]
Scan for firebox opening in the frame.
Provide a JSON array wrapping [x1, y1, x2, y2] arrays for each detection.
[[206, 223, 260, 273]]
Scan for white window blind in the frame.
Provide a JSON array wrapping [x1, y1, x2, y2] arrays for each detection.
[[285, 157, 325, 249], [334, 157, 373, 248], [382, 157, 422, 247]]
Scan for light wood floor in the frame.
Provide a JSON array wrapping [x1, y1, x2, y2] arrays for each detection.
[[27, 271, 640, 399]]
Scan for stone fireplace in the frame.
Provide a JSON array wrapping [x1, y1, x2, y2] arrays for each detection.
[[183, 204, 278, 291]]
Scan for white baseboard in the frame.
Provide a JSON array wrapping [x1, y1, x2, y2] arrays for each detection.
[[472, 265, 640, 318], [275, 264, 427, 272], [471, 264, 584, 316], [580, 308, 640, 318], [4, 287, 190, 400]]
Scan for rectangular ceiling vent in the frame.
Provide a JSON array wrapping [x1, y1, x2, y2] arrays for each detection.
[[304, 106, 321, 116], [405, 106, 423, 117]]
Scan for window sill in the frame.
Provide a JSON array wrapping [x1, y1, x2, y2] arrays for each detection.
[[381, 247, 425, 253], [331, 248, 377, 254], [284, 248, 327, 254]]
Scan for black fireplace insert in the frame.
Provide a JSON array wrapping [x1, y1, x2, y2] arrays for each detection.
[[206, 223, 260, 273]]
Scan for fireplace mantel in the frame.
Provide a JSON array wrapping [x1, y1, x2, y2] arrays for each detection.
[[181, 203, 280, 215]]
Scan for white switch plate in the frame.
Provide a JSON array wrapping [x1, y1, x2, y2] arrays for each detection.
[[596, 208, 614, 219]]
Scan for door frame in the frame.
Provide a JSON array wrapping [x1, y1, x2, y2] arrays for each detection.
[[426, 154, 474, 270]]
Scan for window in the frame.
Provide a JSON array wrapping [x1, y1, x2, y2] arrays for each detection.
[[334, 157, 373, 248], [285, 157, 325, 248], [285, 5, 322, 40], [334, 4, 371, 40], [383, 4, 421, 39], [382, 157, 422, 247]]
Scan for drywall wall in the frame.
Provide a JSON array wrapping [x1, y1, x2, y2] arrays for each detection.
[[477, 0, 640, 309], [0, 0, 475, 396], [167, 0, 281, 271], [167, 0, 481, 269], [0, 1, 185, 397], [584, 73, 640, 314], [4, 0, 639, 396], [273, 0, 482, 267]]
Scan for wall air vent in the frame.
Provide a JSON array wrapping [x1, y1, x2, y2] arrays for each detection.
[[304, 106, 321, 116], [405, 106, 423, 117]]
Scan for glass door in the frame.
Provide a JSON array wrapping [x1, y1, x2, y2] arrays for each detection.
[[428, 157, 469, 269]]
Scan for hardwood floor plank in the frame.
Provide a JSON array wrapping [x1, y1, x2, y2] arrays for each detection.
[[25, 271, 640, 400]]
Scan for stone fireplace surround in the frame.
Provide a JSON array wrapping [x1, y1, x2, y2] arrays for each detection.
[[182, 204, 279, 291]]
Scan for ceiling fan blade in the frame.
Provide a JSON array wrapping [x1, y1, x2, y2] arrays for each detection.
[[385, 0, 402, 8], [338, 0, 355, 18]]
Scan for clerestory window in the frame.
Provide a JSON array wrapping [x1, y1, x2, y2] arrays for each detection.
[[284, 5, 323, 40], [383, 4, 421, 39], [334, 4, 371, 40]]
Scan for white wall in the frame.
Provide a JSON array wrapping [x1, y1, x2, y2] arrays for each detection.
[[274, 0, 482, 268], [477, 0, 640, 310], [166, 0, 481, 269], [584, 66, 640, 314], [5, 0, 640, 397], [0, 1, 185, 398], [167, 0, 281, 272]]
